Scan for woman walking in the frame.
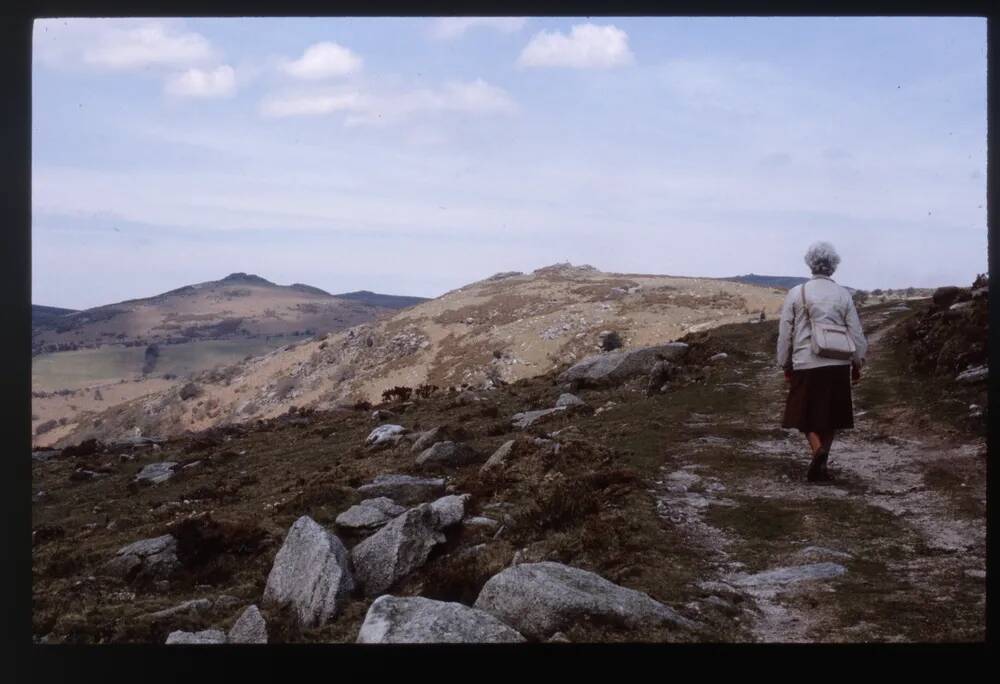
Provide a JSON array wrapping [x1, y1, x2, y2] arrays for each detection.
[[776, 242, 868, 482]]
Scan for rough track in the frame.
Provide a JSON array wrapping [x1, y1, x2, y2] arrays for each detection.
[[653, 313, 986, 642]]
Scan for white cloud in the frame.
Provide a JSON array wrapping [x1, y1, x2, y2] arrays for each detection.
[[35, 19, 218, 72], [82, 22, 216, 70], [517, 23, 634, 69], [259, 78, 515, 124], [284, 42, 362, 80], [428, 17, 527, 40], [164, 65, 237, 98]]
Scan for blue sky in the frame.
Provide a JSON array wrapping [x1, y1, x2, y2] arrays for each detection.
[[32, 17, 987, 309]]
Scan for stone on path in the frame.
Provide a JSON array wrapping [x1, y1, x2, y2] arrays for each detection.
[[731, 562, 847, 588]]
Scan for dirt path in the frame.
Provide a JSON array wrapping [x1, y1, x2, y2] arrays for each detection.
[[653, 310, 986, 642]]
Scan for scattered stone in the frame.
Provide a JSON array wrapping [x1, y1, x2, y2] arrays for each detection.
[[352, 501, 456, 596], [410, 427, 447, 453], [134, 462, 178, 485], [365, 424, 408, 449], [262, 516, 354, 628], [428, 494, 470, 528], [336, 497, 407, 530], [547, 631, 571, 643], [357, 474, 446, 505], [709, 352, 728, 362], [956, 365, 988, 384], [554, 393, 585, 408], [950, 301, 975, 311], [103, 535, 180, 581], [481, 440, 515, 474], [511, 407, 565, 429], [416, 441, 482, 468], [465, 516, 500, 531], [371, 409, 397, 422], [228, 604, 267, 644], [559, 343, 689, 387], [474, 562, 700, 640], [357, 596, 526, 643], [965, 569, 986, 580], [146, 598, 212, 621], [165, 629, 226, 645], [731, 563, 847, 588]]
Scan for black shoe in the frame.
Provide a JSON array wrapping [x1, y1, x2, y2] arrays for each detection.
[[807, 449, 829, 482]]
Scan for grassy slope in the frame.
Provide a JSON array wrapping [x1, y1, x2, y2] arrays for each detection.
[[31, 301, 985, 643]]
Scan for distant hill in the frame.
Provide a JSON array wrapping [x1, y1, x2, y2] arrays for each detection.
[[31, 273, 391, 355], [60, 263, 790, 445], [333, 290, 430, 310], [722, 274, 856, 294], [32, 305, 79, 328], [721, 274, 810, 290]]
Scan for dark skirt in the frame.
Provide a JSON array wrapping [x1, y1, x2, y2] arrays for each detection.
[[782, 364, 854, 433]]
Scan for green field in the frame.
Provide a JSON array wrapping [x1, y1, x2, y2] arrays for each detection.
[[32, 338, 289, 391]]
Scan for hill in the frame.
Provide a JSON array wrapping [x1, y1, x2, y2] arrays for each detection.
[[32, 305, 79, 328], [333, 290, 430, 310], [31, 273, 390, 355], [721, 274, 810, 290], [47, 263, 788, 447]]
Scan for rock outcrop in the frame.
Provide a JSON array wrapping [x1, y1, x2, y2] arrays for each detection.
[[357, 596, 526, 643], [102, 534, 180, 581], [474, 562, 699, 640], [559, 343, 689, 387], [351, 495, 467, 596], [262, 516, 354, 628]]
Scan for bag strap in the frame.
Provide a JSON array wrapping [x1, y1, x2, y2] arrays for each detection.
[[800, 280, 812, 325]]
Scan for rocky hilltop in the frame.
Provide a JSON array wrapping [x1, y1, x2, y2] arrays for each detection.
[[51, 264, 787, 446]]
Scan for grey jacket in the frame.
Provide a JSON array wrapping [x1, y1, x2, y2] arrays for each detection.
[[776, 275, 868, 371]]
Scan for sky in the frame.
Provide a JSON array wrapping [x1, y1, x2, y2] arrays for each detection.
[[32, 17, 987, 309]]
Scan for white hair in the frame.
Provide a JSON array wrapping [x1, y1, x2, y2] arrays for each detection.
[[804, 241, 841, 276]]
